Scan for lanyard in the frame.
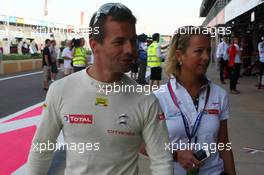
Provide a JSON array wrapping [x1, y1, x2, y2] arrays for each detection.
[[167, 80, 210, 143]]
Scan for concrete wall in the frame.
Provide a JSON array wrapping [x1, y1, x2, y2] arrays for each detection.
[[0, 59, 42, 75]]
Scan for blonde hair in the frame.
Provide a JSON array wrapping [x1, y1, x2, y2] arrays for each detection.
[[165, 26, 211, 77]]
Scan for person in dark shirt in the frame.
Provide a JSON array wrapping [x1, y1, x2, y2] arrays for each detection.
[[42, 39, 52, 91]]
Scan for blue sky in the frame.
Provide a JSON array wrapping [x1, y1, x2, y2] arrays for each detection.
[[0, 0, 205, 35]]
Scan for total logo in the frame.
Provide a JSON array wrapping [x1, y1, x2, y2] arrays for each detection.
[[64, 114, 93, 124]]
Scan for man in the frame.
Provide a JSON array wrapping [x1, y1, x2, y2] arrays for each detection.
[[27, 3, 173, 175], [61, 40, 73, 76], [257, 36, 264, 89], [42, 39, 52, 91], [0, 47, 3, 64], [137, 33, 148, 85], [72, 38, 87, 72], [29, 40, 38, 57], [80, 37, 88, 67], [147, 33, 166, 88], [49, 40, 58, 82], [216, 35, 229, 84], [229, 37, 241, 94]]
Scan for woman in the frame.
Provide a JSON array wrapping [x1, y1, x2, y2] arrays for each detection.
[[154, 26, 236, 175]]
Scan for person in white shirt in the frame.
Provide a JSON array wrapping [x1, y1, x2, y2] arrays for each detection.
[[17, 41, 23, 54], [61, 40, 73, 76], [154, 26, 236, 175], [29, 41, 38, 56], [257, 36, 264, 89], [216, 36, 229, 84], [27, 3, 173, 175]]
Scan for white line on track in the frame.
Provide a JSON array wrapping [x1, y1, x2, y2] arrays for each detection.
[[0, 102, 43, 123], [0, 71, 43, 81], [0, 116, 41, 133], [12, 164, 27, 175]]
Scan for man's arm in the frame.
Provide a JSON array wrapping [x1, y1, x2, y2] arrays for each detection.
[[27, 83, 63, 175], [62, 55, 72, 60], [160, 44, 169, 50], [156, 46, 166, 60], [142, 98, 173, 175], [44, 49, 50, 66], [216, 43, 223, 59], [45, 55, 50, 66], [62, 48, 72, 60]]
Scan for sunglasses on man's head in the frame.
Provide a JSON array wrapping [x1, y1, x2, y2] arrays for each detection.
[[93, 3, 131, 26]]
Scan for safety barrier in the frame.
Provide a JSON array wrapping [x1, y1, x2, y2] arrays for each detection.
[[0, 59, 42, 75]]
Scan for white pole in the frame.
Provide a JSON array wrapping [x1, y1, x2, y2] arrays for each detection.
[[7, 16, 10, 54]]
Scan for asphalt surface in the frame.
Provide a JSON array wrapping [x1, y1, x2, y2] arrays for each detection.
[[1, 64, 264, 174], [0, 70, 46, 118]]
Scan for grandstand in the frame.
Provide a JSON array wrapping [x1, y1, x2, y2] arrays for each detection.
[[0, 14, 85, 54]]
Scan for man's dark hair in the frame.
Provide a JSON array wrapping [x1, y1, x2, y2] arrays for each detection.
[[152, 33, 160, 42], [45, 39, 50, 45], [89, 3, 137, 44], [73, 39, 81, 47], [138, 33, 147, 42]]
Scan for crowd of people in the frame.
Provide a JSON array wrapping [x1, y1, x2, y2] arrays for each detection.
[[129, 33, 168, 88], [29, 2, 264, 175], [12, 40, 40, 56], [42, 37, 90, 90], [216, 35, 264, 93]]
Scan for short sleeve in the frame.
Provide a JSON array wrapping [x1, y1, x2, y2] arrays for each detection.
[[43, 47, 48, 56], [219, 92, 230, 120]]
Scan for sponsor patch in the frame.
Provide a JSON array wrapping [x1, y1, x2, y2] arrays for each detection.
[[95, 97, 108, 106], [205, 109, 219, 115], [64, 114, 93, 124]]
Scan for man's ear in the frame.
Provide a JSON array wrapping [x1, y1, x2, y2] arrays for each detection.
[[89, 38, 100, 54]]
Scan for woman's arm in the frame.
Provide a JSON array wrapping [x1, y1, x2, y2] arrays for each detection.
[[140, 143, 200, 171], [218, 120, 236, 175], [173, 150, 200, 171]]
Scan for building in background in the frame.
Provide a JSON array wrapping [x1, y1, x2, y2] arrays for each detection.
[[0, 14, 87, 54], [200, 0, 264, 65]]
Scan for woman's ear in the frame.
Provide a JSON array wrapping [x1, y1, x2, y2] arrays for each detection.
[[174, 50, 183, 63]]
